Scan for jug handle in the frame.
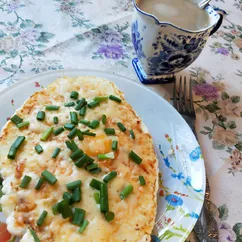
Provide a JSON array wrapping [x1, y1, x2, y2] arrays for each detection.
[[209, 8, 227, 36]]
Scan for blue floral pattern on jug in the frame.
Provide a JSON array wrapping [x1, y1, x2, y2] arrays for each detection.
[[131, 20, 146, 59], [147, 30, 209, 76]]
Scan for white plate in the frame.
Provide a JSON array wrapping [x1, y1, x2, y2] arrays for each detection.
[[0, 69, 205, 241]]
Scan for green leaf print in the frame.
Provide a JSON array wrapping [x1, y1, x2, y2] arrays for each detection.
[[221, 92, 230, 100], [233, 223, 242, 236], [20, 19, 35, 28], [235, 143, 242, 151], [205, 103, 220, 113], [218, 204, 229, 221], [159, 230, 183, 240], [227, 121, 237, 129], [231, 96, 240, 103], [37, 32, 55, 43], [212, 141, 226, 150]]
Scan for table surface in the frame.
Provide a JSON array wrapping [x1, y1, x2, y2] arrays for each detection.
[[0, 0, 242, 241]]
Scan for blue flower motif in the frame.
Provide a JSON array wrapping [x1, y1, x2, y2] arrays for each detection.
[[147, 32, 207, 76], [159, 145, 164, 156], [184, 176, 203, 192], [131, 20, 146, 59], [184, 176, 192, 186], [188, 212, 199, 219], [164, 156, 170, 168], [171, 172, 185, 180], [165, 194, 183, 207], [189, 146, 202, 161]]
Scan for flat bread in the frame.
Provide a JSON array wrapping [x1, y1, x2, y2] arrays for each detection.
[[0, 76, 158, 242]]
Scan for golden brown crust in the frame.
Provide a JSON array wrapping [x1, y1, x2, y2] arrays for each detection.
[[0, 76, 158, 242]]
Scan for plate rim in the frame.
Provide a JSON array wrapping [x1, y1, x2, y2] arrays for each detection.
[[0, 69, 205, 241]]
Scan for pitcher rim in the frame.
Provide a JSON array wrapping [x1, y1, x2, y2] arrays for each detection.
[[133, 0, 219, 34]]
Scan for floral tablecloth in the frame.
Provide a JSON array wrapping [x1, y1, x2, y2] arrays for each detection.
[[1, 0, 242, 241]]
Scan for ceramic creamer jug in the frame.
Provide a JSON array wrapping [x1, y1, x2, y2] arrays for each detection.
[[131, 0, 224, 84]]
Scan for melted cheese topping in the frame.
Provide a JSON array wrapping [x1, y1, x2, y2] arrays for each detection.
[[0, 76, 158, 242]]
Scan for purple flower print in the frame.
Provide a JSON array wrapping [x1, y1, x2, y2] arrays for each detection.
[[216, 47, 229, 56], [218, 221, 236, 242], [21, 29, 41, 44], [97, 44, 124, 59], [6, 0, 24, 12], [193, 83, 219, 100]]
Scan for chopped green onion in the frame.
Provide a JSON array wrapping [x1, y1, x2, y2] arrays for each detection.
[[117, 122, 126, 132], [10, 114, 23, 125], [75, 98, 86, 111], [63, 192, 73, 204], [53, 127, 64, 136], [70, 112, 78, 125], [112, 140, 118, 151], [20, 175, 32, 188], [40, 127, 54, 141], [36, 111, 45, 121], [87, 100, 100, 109], [102, 114, 106, 124], [64, 102, 75, 107], [94, 96, 108, 102], [129, 130, 135, 139], [79, 119, 90, 125], [82, 131, 96, 136], [109, 95, 121, 103], [129, 150, 142, 165], [104, 128, 115, 135], [94, 192, 100, 204], [89, 179, 102, 190], [71, 140, 79, 151], [66, 180, 82, 191], [120, 184, 133, 200], [105, 211, 115, 222], [58, 200, 73, 219], [75, 154, 93, 168], [65, 140, 78, 151], [7, 136, 25, 159], [79, 105, 87, 117], [90, 168, 102, 174], [76, 129, 84, 141], [35, 177, 44, 190], [41, 170, 57, 185], [103, 171, 117, 183], [79, 220, 89, 234], [37, 210, 48, 226], [52, 203, 59, 215], [45, 105, 60, 111], [68, 128, 77, 139], [72, 187, 81, 203], [88, 120, 100, 129], [72, 208, 85, 226], [17, 121, 30, 129], [53, 116, 58, 124], [64, 123, 75, 130], [29, 228, 40, 242], [35, 144, 43, 154], [100, 183, 109, 213], [52, 148, 61, 158], [70, 149, 83, 161], [139, 176, 146, 186], [86, 163, 98, 171], [97, 152, 114, 160], [70, 91, 79, 99]]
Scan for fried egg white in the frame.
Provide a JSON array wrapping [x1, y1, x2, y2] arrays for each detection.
[[0, 76, 158, 242]]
